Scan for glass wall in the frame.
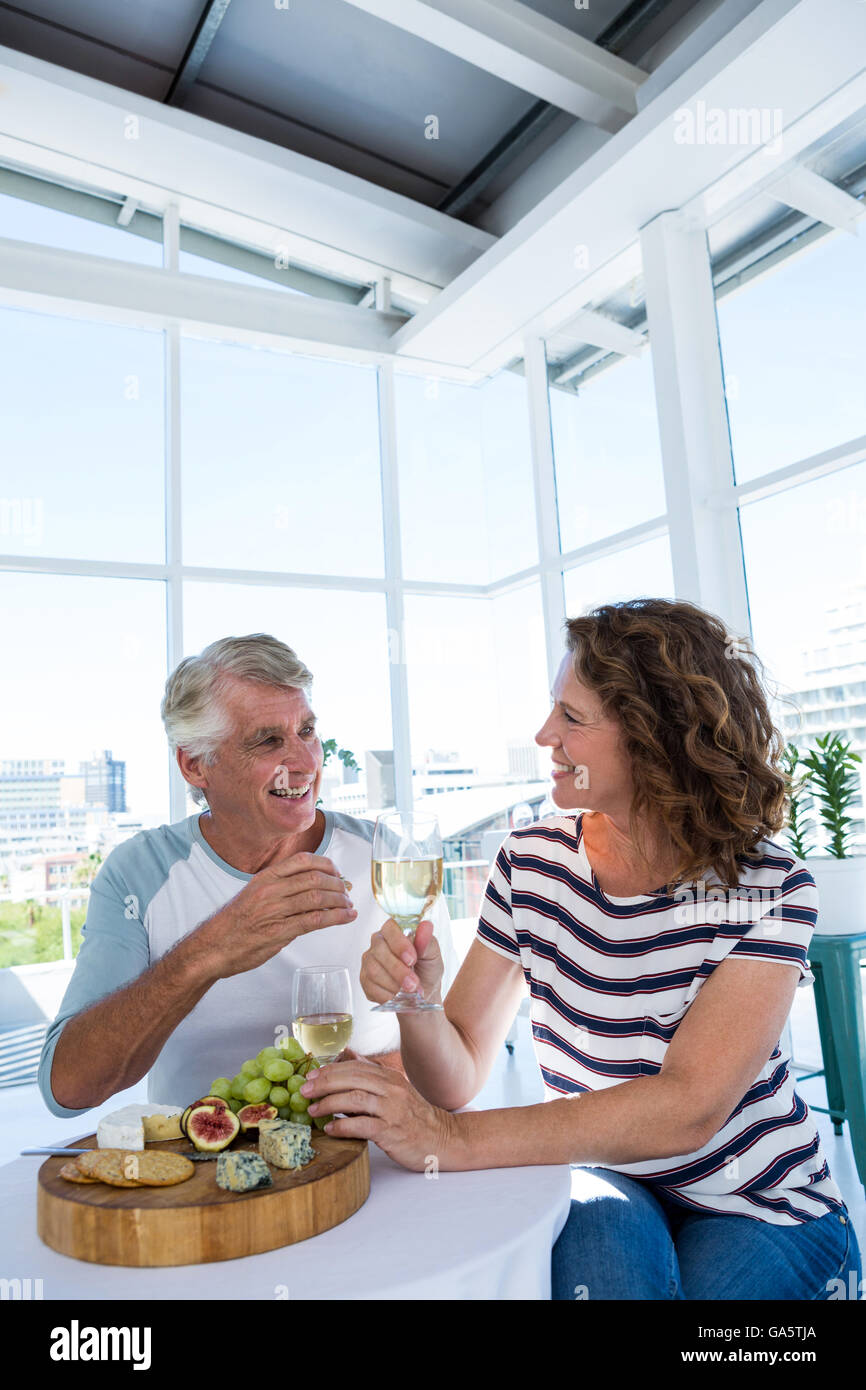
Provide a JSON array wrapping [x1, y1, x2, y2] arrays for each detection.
[[0, 307, 165, 562], [717, 232, 866, 483], [181, 337, 384, 577], [739, 460, 866, 852], [720, 227, 866, 859], [403, 580, 549, 919], [549, 351, 667, 553], [0, 182, 163, 266], [563, 534, 675, 616], [394, 369, 537, 584], [0, 573, 167, 966]]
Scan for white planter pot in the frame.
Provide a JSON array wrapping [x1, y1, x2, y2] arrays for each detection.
[[808, 855, 866, 935]]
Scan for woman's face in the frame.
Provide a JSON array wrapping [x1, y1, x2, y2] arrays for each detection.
[[535, 654, 634, 816]]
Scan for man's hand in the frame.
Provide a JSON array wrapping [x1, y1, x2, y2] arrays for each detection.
[[360, 917, 443, 1004], [193, 852, 357, 980]]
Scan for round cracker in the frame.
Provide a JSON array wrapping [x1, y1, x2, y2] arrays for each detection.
[[80, 1150, 144, 1186], [60, 1160, 98, 1184], [130, 1150, 194, 1186], [77, 1147, 134, 1177]]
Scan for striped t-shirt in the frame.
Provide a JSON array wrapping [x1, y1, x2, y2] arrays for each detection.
[[477, 814, 844, 1225]]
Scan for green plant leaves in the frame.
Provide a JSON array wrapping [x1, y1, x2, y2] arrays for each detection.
[[795, 733, 862, 859]]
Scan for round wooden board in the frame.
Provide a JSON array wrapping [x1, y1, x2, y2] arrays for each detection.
[[37, 1132, 369, 1267]]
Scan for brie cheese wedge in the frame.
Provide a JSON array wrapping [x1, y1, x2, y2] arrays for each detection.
[[96, 1102, 183, 1150]]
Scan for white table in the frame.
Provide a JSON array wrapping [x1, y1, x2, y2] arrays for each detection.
[[2, 1137, 570, 1300]]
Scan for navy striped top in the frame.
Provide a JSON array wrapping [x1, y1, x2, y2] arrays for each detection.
[[476, 814, 843, 1224]]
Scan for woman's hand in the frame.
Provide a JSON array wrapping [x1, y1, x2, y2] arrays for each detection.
[[360, 917, 443, 1004], [300, 1057, 454, 1172]]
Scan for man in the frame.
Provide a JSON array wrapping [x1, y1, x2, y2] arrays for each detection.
[[39, 633, 455, 1114]]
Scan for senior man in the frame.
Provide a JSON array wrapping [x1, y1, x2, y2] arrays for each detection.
[[39, 633, 456, 1115]]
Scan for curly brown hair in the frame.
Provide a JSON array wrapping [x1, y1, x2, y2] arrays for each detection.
[[564, 598, 788, 889]]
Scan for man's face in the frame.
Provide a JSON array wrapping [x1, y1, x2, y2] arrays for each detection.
[[193, 678, 324, 838]]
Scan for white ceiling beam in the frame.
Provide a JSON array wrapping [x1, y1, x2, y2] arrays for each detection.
[[0, 235, 487, 382], [340, 0, 646, 130], [553, 311, 645, 377], [0, 236, 404, 355], [0, 45, 493, 305], [764, 166, 865, 236], [116, 196, 138, 227], [390, 0, 866, 375]]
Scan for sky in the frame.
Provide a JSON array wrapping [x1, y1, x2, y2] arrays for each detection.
[[1, 194, 864, 821]]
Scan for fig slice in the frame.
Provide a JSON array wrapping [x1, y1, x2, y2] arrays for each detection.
[[186, 1103, 241, 1152], [180, 1095, 230, 1138], [237, 1103, 279, 1134]]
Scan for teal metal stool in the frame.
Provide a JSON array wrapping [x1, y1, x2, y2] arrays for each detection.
[[797, 932, 866, 1198]]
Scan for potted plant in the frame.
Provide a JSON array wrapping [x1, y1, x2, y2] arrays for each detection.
[[785, 734, 866, 935]]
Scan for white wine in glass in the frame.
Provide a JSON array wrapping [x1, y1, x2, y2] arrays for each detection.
[[371, 811, 444, 1013], [291, 966, 353, 1065]]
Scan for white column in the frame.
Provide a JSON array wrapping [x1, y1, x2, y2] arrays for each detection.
[[523, 335, 566, 688], [376, 277, 414, 815], [163, 204, 187, 824], [639, 211, 751, 640]]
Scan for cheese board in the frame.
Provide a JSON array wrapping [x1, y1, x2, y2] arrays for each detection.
[[37, 1130, 369, 1267]]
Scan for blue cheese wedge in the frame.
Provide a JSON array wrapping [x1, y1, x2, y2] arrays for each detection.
[[216, 1151, 273, 1193], [97, 1103, 183, 1150], [259, 1120, 314, 1170]]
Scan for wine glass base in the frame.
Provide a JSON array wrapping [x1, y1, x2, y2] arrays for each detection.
[[372, 991, 444, 1013]]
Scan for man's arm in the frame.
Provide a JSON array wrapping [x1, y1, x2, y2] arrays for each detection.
[[50, 929, 220, 1111], [44, 848, 357, 1113]]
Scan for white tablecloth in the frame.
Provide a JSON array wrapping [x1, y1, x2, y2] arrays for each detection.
[[2, 1140, 571, 1300]]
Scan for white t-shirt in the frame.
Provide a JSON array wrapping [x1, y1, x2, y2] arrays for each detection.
[[39, 810, 457, 1113]]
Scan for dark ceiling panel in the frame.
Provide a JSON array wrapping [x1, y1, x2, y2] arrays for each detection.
[[0, 0, 202, 68], [186, 0, 540, 189]]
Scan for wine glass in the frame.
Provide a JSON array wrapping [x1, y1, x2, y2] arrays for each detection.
[[370, 811, 444, 1013], [291, 966, 353, 1065]]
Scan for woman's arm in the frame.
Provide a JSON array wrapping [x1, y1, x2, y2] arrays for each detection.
[[302, 956, 801, 1170], [396, 938, 526, 1109]]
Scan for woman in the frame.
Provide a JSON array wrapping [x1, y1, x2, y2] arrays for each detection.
[[301, 598, 862, 1300]]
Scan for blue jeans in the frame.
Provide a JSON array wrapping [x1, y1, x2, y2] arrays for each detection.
[[552, 1167, 863, 1300]]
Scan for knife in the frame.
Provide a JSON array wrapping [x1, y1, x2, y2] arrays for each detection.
[[20, 1147, 91, 1156]]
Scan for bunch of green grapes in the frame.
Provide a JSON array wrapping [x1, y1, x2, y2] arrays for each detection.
[[207, 1037, 333, 1130]]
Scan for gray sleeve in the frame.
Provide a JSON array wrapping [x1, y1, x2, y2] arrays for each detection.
[[37, 873, 151, 1118]]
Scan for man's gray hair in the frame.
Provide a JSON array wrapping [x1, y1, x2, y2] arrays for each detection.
[[161, 634, 313, 807]]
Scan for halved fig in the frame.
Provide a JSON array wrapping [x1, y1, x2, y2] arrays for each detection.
[[186, 1103, 240, 1152], [180, 1095, 230, 1137], [237, 1103, 279, 1135]]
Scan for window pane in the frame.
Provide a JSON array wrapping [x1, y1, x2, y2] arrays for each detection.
[[0, 308, 165, 562], [183, 582, 393, 816], [395, 370, 537, 584], [550, 351, 667, 552], [179, 249, 300, 293], [0, 188, 163, 266], [563, 535, 674, 615], [403, 584, 550, 918], [717, 232, 866, 484], [181, 340, 384, 577], [740, 461, 866, 852], [0, 574, 168, 967]]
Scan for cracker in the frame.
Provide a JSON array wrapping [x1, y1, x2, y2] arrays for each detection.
[[76, 1148, 133, 1178], [60, 1160, 98, 1184], [130, 1150, 194, 1186], [84, 1151, 145, 1187], [74, 1146, 194, 1187]]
